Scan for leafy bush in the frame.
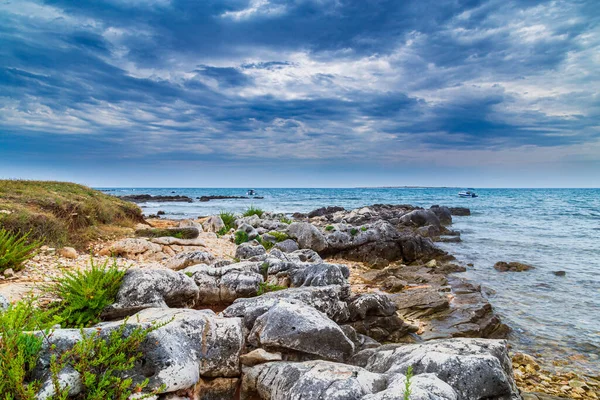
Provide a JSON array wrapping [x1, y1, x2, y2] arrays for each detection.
[[243, 206, 264, 218], [219, 211, 236, 231], [234, 230, 249, 245], [0, 228, 42, 273], [50, 320, 166, 400], [325, 225, 335, 231], [257, 282, 286, 296], [44, 258, 125, 328], [350, 228, 359, 236], [0, 298, 55, 398]]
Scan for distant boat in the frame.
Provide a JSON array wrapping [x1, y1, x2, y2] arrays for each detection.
[[458, 190, 478, 198], [247, 189, 256, 196]]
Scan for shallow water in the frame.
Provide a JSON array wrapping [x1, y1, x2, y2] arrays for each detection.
[[102, 187, 600, 373]]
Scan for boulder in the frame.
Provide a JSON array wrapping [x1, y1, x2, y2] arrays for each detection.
[[271, 248, 323, 264], [307, 206, 345, 218], [287, 263, 350, 287], [429, 205, 452, 225], [240, 348, 283, 366], [177, 219, 204, 231], [235, 241, 267, 261], [274, 239, 299, 253], [164, 250, 214, 270], [203, 215, 226, 233], [241, 360, 456, 400], [99, 238, 162, 257], [399, 209, 441, 229], [36, 308, 244, 398], [352, 338, 519, 400], [184, 262, 264, 305], [449, 207, 470, 216], [102, 269, 199, 319], [237, 223, 259, 240], [248, 301, 355, 362], [494, 261, 534, 272], [223, 285, 351, 328], [0, 294, 9, 311], [287, 222, 328, 252]]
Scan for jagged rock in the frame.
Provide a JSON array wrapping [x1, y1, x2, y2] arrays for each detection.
[[164, 251, 214, 270], [274, 239, 299, 253], [203, 215, 226, 233], [150, 237, 207, 246], [340, 325, 381, 353], [36, 308, 244, 398], [240, 348, 283, 366], [183, 262, 264, 305], [0, 294, 9, 311], [241, 360, 456, 400], [248, 301, 355, 362], [347, 293, 396, 320], [102, 269, 199, 319], [288, 263, 350, 287], [270, 248, 323, 264], [417, 225, 440, 238], [449, 207, 470, 216], [177, 219, 204, 232], [223, 285, 351, 328], [237, 223, 259, 240], [235, 241, 267, 260], [287, 222, 328, 252], [352, 338, 519, 400], [236, 215, 261, 228], [99, 238, 162, 257], [429, 205, 452, 225], [494, 261, 534, 272], [399, 209, 441, 229], [307, 206, 345, 218]]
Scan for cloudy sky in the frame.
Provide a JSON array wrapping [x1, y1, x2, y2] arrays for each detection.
[[1, 0, 599, 187]]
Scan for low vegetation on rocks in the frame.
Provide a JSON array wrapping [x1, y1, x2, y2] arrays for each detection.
[[243, 206, 264, 218], [0, 180, 143, 249], [235, 230, 250, 245], [218, 211, 236, 233], [0, 228, 42, 273]]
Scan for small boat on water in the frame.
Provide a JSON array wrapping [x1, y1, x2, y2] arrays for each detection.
[[247, 189, 256, 196], [458, 190, 478, 198]]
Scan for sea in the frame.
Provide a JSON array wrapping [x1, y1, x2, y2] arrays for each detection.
[[99, 187, 600, 374]]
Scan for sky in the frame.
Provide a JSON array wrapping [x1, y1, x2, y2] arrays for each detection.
[[0, 0, 599, 188]]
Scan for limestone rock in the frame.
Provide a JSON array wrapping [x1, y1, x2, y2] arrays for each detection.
[[399, 209, 441, 228], [58, 247, 78, 259], [103, 269, 199, 319], [248, 301, 355, 362], [240, 348, 283, 366], [287, 263, 350, 287], [164, 250, 214, 270], [0, 294, 9, 311], [429, 205, 452, 225], [237, 223, 259, 240], [287, 222, 328, 252], [235, 241, 267, 260], [99, 238, 162, 257], [274, 239, 299, 253], [203, 215, 226, 233]]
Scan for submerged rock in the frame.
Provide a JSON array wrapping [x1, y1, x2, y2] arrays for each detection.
[[494, 261, 534, 272]]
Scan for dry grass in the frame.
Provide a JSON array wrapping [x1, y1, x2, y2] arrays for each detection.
[[0, 180, 143, 249]]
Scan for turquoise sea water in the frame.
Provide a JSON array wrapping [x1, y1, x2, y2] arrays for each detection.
[[101, 187, 600, 373]]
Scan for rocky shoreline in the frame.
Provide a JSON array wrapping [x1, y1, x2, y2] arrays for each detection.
[[1, 203, 597, 399]]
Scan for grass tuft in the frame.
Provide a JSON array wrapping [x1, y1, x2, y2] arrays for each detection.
[[0, 229, 42, 273], [234, 230, 249, 245], [243, 206, 264, 218], [44, 258, 125, 328], [325, 225, 335, 231], [279, 216, 292, 225], [219, 211, 236, 231], [350, 228, 359, 236], [257, 282, 286, 296]]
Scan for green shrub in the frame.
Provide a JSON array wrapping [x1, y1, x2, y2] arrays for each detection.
[[325, 225, 335, 231], [135, 228, 197, 239], [350, 228, 359, 236], [219, 211, 236, 231], [243, 206, 264, 218], [50, 319, 167, 399], [260, 262, 269, 278], [279, 217, 292, 225], [268, 231, 289, 242], [216, 227, 229, 236], [234, 230, 249, 245], [403, 365, 413, 400], [0, 228, 42, 273], [361, 226, 368, 232], [0, 298, 55, 398], [257, 282, 286, 296], [44, 258, 125, 328], [262, 240, 274, 251]]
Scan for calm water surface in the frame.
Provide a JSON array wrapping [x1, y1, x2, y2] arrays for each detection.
[[101, 187, 600, 373]]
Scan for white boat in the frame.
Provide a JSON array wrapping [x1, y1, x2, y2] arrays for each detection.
[[247, 189, 256, 196], [458, 190, 478, 198]]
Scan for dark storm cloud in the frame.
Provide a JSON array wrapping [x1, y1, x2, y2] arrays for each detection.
[[0, 0, 599, 171]]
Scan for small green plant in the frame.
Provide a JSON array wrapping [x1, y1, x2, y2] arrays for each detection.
[[44, 258, 125, 328], [49, 319, 167, 399], [219, 211, 236, 231], [268, 231, 289, 242], [184, 272, 194, 278], [234, 230, 249, 245], [260, 262, 269, 278], [279, 216, 292, 224], [361, 226, 368, 232], [325, 225, 335, 231], [257, 282, 286, 296], [403, 365, 413, 400], [0, 228, 42, 273], [0, 298, 55, 398], [262, 240, 275, 251], [216, 227, 229, 236], [350, 228, 359, 236], [243, 206, 264, 218]]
